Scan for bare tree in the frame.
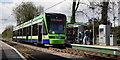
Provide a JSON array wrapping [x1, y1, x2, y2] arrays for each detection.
[[112, 2, 117, 27], [5, 25, 14, 31], [71, 0, 80, 23], [13, 2, 44, 25], [100, 1, 109, 25]]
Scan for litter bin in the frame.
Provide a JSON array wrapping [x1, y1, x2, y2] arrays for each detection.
[[110, 34, 117, 46]]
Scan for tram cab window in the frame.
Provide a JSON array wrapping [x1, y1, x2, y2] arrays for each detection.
[[46, 15, 50, 30], [47, 14, 66, 34]]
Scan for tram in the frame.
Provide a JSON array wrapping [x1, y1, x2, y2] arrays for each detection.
[[13, 13, 67, 45]]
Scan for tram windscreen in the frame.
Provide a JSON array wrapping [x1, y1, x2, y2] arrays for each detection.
[[46, 14, 66, 34]]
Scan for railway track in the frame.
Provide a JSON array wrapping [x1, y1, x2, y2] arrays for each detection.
[[2, 40, 120, 60], [49, 47, 120, 60], [1, 40, 89, 60]]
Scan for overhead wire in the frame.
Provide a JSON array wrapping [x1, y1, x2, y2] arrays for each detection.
[[5, 0, 66, 20], [44, 0, 66, 11], [5, 0, 25, 20]]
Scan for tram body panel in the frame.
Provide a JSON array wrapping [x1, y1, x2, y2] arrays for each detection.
[[13, 13, 67, 45]]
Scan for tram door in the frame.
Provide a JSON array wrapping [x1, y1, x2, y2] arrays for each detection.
[[38, 22, 42, 43]]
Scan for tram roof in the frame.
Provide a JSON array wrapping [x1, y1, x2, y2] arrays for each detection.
[[13, 13, 44, 31], [13, 13, 66, 31]]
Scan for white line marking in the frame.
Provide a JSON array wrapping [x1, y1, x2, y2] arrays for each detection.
[[0, 40, 26, 60]]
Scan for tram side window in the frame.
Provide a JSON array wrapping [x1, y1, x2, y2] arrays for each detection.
[[15, 31, 17, 36], [25, 27, 27, 36], [33, 24, 38, 36], [18, 30, 20, 36], [38, 22, 42, 33], [16, 30, 18, 36], [39, 25, 42, 33], [21, 29, 23, 36], [26, 27, 29, 36], [19, 29, 21, 36], [28, 26, 31, 36], [16, 30, 17, 36], [20, 29, 22, 36], [43, 21, 47, 35], [13, 31, 15, 36], [23, 27, 26, 36], [13, 31, 16, 36]]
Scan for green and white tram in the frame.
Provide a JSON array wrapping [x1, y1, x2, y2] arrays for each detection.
[[13, 13, 67, 45]]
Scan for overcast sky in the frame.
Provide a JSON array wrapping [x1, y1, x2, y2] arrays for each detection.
[[0, 0, 119, 34]]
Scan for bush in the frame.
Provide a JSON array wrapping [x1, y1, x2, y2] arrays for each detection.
[[117, 38, 120, 44], [2, 29, 12, 38]]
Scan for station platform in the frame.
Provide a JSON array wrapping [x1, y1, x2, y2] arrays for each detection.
[[71, 44, 120, 56], [0, 40, 26, 60]]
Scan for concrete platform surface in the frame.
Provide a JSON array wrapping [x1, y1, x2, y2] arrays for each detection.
[[71, 44, 119, 50], [71, 44, 120, 56], [0, 40, 26, 60]]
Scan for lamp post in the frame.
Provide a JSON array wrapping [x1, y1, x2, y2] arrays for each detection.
[[90, 6, 95, 45], [92, 17, 95, 45]]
